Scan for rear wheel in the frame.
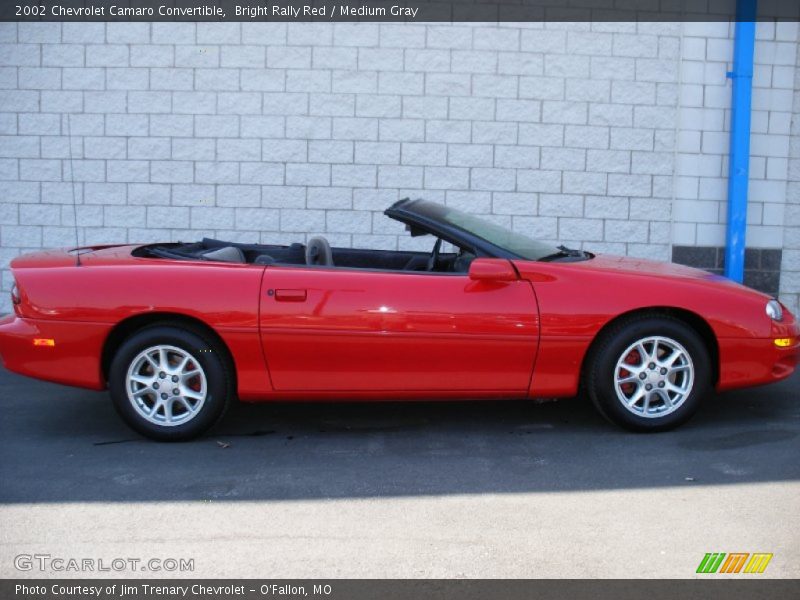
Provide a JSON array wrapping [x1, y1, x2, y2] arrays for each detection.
[[109, 325, 233, 441], [585, 316, 712, 432]]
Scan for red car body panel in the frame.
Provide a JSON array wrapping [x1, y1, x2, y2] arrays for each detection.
[[1, 243, 798, 403]]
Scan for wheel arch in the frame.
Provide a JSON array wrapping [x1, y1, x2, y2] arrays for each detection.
[[100, 312, 237, 389], [581, 306, 720, 388]]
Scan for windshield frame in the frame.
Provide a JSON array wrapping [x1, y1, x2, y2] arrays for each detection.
[[385, 198, 559, 261]]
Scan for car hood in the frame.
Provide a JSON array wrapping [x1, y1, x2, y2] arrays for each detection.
[[574, 254, 721, 280], [516, 253, 768, 298]]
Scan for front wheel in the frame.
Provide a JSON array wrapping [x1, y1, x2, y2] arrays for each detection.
[[108, 325, 233, 441], [585, 316, 712, 432]]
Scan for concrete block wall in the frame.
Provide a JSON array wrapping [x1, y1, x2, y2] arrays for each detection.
[[0, 21, 798, 315], [779, 41, 800, 315]]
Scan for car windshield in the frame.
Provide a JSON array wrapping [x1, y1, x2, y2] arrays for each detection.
[[412, 202, 558, 261]]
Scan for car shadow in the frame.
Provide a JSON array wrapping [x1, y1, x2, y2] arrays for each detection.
[[0, 366, 798, 503]]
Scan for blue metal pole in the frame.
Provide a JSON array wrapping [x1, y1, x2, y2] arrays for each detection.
[[724, 0, 757, 283]]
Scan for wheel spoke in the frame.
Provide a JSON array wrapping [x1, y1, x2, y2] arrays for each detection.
[[626, 385, 645, 406], [130, 374, 152, 386], [182, 388, 204, 401]]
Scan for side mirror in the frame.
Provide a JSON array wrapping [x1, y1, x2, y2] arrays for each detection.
[[468, 258, 518, 282]]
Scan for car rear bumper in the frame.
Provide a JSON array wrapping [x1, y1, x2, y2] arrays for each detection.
[[0, 314, 109, 390]]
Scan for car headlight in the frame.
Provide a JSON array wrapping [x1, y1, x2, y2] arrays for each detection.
[[766, 299, 783, 322], [10, 281, 20, 305]]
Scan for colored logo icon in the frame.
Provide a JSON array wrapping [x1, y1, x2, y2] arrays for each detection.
[[696, 553, 773, 574]]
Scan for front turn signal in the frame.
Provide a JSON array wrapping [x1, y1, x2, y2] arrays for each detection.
[[33, 338, 55, 347], [774, 338, 795, 348]]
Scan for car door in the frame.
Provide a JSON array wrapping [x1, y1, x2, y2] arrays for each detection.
[[258, 260, 539, 393]]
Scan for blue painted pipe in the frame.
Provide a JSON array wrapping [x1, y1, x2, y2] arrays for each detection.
[[724, 0, 757, 283]]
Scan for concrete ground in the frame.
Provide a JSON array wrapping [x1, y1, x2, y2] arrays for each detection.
[[0, 365, 798, 578]]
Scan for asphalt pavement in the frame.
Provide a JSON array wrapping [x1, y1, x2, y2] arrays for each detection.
[[1, 365, 798, 578]]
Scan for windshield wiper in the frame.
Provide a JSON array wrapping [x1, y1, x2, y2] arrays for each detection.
[[539, 245, 588, 262]]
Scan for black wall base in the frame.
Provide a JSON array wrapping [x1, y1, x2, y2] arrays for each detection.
[[671, 246, 782, 297]]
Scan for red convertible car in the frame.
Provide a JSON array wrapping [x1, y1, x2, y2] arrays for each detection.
[[1, 199, 798, 440]]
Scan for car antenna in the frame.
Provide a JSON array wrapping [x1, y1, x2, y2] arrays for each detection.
[[65, 110, 81, 266]]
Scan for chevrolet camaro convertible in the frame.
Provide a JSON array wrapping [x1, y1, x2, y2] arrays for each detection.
[[1, 199, 798, 440]]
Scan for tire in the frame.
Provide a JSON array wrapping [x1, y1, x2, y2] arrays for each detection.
[[584, 315, 712, 432], [108, 324, 233, 441]]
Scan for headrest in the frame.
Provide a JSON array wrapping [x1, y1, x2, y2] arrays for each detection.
[[202, 246, 246, 263]]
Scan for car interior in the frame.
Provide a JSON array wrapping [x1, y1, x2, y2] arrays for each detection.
[[135, 236, 478, 273]]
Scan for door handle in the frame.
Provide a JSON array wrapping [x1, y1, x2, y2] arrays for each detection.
[[273, 288, 307, 302]]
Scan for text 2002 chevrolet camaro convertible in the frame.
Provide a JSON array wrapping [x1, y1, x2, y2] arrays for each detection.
[[1, 199, 798, 441]]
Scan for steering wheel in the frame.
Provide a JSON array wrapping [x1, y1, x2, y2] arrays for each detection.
[[426, 238, 442, 272]]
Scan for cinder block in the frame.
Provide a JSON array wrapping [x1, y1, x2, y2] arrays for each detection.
[[286, 163, 330, 186], [313, 47, 357, 70], [447, 144, 493, 168], [495, 145, 540, 169], [332, 71, 377, 94], [426, 26, 472, 49], [425, 73, 471, 96], [473, 75, 519, 99], [378, 72, 424, 96], [18, 67, 61, 90], [309, 141, 354, 163], [191, 206, 235, 229], [563, 171, 607, 195], [380, 24, 426, 49], [472, 122, 517, 144], [130, 44, 175, 67], [355, 141, 399, 165], [128, 137, 170, 160], [332, 164, 376, 187], [402, 143, 447, 166], [425, 166, 469, 190], [403, 96, 448, 120], [333, 117, 378, 141], [474, 27, 520, 51], [281, 208, 325, 232], [471, 168, 516, 191], [404, 49, 450, 73], [125, 91, 169, 114], [559, 217, 603, 241], [517, 170, 562, 193], [222, 45, 265, 68], [42, 44, 82, 67], [307, 187, 352, 209], [18, 23, 60, 44], [235, 207, 281, 230], [217, 139, 261, 162], [62, 68, 105, 91], [379, 119, 425, 142], [539, 194, 585, 217], [496, 99, 541, 122], [106, 68, 149, 90], [240, 162, 284, 185], [194, 161, 239, 184], [150, 68, 193, 91], [327, 210, 372, 233], [358, 48, 403, 71], [175, 46, 219, 68], [378, 165, 422, 188], [152, 23, 195, 45]]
